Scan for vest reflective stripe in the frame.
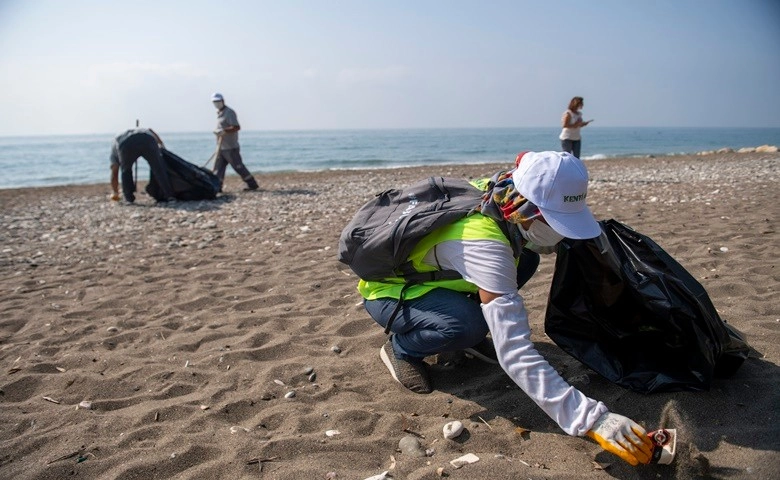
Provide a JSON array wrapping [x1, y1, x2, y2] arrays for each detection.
[[357, 213, 510, 300]]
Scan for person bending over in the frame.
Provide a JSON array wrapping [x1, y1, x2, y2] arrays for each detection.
[[110, 128, 174, 203]]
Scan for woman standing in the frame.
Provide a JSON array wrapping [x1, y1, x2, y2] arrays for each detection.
[[559, 96, 592, 159]]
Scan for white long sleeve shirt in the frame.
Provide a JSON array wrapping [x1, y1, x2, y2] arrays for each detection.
[[423, 239, 607, 436]]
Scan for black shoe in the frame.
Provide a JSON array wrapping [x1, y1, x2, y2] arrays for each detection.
[[380, 340, 432, 394], [464, 337, 499, 364]]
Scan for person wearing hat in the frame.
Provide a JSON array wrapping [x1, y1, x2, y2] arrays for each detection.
[[109, 127, 175, 203], [359, 151, 654, 466], [210, 92, 259, 191]]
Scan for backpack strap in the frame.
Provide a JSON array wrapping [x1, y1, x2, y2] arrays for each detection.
[[383, 283, 413, 334], [382, 269, 463, 335]]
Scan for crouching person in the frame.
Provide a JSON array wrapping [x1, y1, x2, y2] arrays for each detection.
[[359, 151, 654, 466]]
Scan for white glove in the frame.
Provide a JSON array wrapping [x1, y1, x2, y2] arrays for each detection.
[[586, 411, 654, 465], [213, 129, 224, 136]]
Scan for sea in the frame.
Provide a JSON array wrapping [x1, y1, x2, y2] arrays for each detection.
[[1, 127, 778, 189]]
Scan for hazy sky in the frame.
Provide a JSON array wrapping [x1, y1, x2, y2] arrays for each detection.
[[1, 0, 778, 135]]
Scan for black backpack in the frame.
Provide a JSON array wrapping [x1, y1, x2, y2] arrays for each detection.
[[338, 176, 516, 332], [338, 176, 486, 280]]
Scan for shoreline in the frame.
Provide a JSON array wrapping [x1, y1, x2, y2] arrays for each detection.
[[1, 145, 777, 192], [1, 150, 779, 479]]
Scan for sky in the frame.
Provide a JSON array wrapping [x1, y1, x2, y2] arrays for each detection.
[[0, 0, 779, 136]]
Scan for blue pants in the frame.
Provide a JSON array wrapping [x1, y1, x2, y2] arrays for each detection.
[[561, 139, 582, 159], [364, 248, 540, 361]]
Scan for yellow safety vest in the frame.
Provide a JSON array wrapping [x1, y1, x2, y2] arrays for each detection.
[[358, 212, 511, 300]]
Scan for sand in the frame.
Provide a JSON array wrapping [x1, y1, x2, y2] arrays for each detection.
[[0, 151, 778, 479]]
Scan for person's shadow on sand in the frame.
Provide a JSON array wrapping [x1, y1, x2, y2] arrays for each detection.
[[126, 194, 237, 211], [270, 188, 319, 196], [130, 187, 321, 211], [431, 343, 779, 479]]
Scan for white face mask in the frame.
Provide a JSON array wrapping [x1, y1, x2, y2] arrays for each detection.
[[213, 101, 224, 110], [520, 219, 564, 247]]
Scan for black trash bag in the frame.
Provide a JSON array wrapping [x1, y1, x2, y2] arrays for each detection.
[[146, 149, 221, 201], [545, 219, 750, 394]]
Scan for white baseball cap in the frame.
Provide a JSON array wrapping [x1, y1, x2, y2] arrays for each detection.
[[211, 92, 223, 102], [512, 151, 600, 239]]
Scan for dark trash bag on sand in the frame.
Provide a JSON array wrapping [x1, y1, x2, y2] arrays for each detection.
[[146, 149, 221, 201], [545, 219, 750, 394]]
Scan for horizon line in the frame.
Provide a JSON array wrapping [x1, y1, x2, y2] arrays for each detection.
[[2, 125, 780, 139]]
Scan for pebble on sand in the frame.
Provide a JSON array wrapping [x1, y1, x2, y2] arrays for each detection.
[[450, 453, 480, 468], [398, 435, 426, 457], [362, 471, 390, 480], [442, 420, 464, 439]]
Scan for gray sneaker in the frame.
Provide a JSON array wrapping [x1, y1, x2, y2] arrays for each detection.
[[380, 340, 432, 394]]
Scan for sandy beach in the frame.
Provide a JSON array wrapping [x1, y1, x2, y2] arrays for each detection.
[[1, 151, 778, 479]]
